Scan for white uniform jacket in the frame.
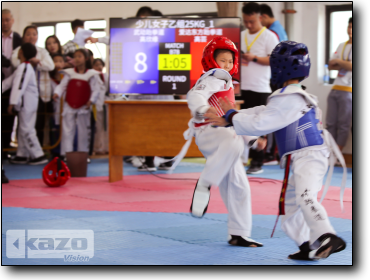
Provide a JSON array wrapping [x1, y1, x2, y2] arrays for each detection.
[[2, 62, 39, 113], [11, 46, 54, 102], [187, 68, 257, 144], [232, 84, 347, 209]]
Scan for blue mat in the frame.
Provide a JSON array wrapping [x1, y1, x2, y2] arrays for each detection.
[[2, 207, 352, 265], [3, 158, 352, 188]]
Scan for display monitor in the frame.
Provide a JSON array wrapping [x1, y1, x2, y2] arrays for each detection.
[[109, 17, 241, 95]]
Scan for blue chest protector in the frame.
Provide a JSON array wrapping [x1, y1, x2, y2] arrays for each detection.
[[275, 108, 323, 158]]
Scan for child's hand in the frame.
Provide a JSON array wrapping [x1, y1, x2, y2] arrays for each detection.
[[7, 105, 14, 115], [52, 94, 59, 101], [218, 97, 235, 113], [204, 112, 229, 127], [243, 52, 256, 62], [29, 57, 40, 67], [256, 137, 267, 151], [85, 100, 92, 109]]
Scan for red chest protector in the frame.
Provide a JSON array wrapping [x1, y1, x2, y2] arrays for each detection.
[[195, 87, 235, 127], [62, 68, 99, 109], [208, 87, 235, 116], [65, 79, 91, 109]]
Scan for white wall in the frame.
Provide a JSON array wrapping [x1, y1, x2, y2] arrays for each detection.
[[3, 1, 352, 153], [2, 2, 218, 34], [294, 2, 352, 154]]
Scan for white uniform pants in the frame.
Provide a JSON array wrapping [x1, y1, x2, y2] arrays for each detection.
[[17, 110, 44, 159], [195, 125, 252, 237], [93, 109, 108, 153], [61, 112, 91, 156], [281, 150, 336, 246]]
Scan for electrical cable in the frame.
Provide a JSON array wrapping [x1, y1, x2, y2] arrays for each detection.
[[135, 157, 198, 181], [134, 158, 283, 184]]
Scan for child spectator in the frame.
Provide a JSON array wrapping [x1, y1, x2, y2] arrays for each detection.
[[86, 49, 96, 158], [11, 26, 55, 147], [49, 53, 65, 157], [2, 43, 48, 165], [45, 34, 76, 69], [52, 49, 102, 160], [92, 59, 109, 155], [62, 19, 84, 58]]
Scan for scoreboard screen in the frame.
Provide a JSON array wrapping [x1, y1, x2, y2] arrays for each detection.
[[109, 17, 241, 95]]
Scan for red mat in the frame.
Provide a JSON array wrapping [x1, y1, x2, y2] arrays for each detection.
[[2, 173, 352, 219]]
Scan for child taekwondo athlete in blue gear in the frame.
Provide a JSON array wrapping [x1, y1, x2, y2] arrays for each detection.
[[205, 41, 347, 261]]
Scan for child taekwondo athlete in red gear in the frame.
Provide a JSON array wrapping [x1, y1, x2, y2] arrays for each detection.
[[53, 49, 102, 159], [186, 36, 264, 247], [206, 41, 347, 260]]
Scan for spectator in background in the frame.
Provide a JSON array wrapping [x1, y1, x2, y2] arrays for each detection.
[[3, 43, 48, 165], [2, 9, 22, 79], [62, 19, 85, 65], [45, 35, 63, 55], [92, 58, 109, 155], [87, 49, 96, 159], [260, 4, 288, 42], [52, 49, 102, 161], [152, 10, 163, 17], [2, 9, 22, 162], [11, 25, 55, 148], [46, 34, 75, 68], [1, 55, 11, 182], [49, 53, 66, 158], [239, 2, 279, 174], [326, 17, 352, 152], [136, 6, 153, 17], [259, 3, 288, 166]]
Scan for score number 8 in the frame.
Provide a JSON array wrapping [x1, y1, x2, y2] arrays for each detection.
[[134, 52, 148, 73]]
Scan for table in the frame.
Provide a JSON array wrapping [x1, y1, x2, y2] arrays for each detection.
[[106, 100, 243, 182]]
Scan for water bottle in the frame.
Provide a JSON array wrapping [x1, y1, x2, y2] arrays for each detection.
[[323, 64, 329, 85]]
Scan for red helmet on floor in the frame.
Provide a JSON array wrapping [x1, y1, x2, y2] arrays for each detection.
[[42, 157, 71, 187], [201, 36, 239, 76]]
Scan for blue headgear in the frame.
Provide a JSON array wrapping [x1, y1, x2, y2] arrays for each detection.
[[270, 41, 311, 88]]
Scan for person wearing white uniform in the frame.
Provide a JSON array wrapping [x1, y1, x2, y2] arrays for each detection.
[[184, 36, 265, 248], [53, 49, 102, 158], [326, 17, 352, 151], [2, 43, 48, 165], [12, 26, 55, 147], [92, 58, 109, 155], [49, 53, 66, 158], [206, 41, 347, 260]]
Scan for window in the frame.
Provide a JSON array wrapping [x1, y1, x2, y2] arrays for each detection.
[[325, 5, 352, 83], [33, 19, 107, 70]]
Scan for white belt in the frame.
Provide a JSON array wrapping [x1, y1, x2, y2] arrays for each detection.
[[167, 118, 196, 173], [320, 129, 347, 212]]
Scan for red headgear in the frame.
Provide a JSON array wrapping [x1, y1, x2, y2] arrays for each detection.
[[42, 157, 71, 187], [201, 36, 239, 76]]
